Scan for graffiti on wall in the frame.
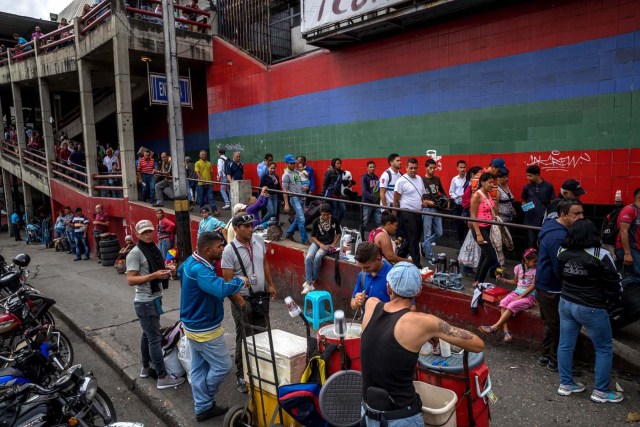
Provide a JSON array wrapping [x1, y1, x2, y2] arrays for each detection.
[[525, 150, 592, 172], [217, 143, 246, 152]]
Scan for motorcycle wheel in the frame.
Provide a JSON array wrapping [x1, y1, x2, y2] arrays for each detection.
[[81, 387, 118, 426], [40, 311, 56, 326], [50, 328, 74, 369]]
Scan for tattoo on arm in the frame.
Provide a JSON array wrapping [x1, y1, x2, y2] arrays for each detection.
[[438, 319, 474, 340]]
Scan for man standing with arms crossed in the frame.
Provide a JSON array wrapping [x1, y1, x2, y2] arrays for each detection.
[[282, 154, 309, 245], [449, 160, 467, 246], [222, 214, 277, 394], [180, 232, 249, 421], [421, 159, 448, 264], [195, 150, 219, 215], [535, 199, 584, 372]]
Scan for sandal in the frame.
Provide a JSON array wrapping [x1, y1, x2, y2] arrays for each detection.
[[503, 332, 512, 342], [479, 325, 497, 334]]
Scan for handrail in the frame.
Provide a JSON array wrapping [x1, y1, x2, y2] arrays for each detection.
[[51, 160, 87, 177], [10, 42, 36, 61], [40, 23, 74, 41], [51, 169, 89, 189], [80, 10, 112, 35], [92, 173, 122, 179], [144, 0, 211, 18], [0, 140, 20, 161], [21, 156, 48, 173], [22, 148, 47, 163], [37, 35, 75, 52], [126, 6, 211, 29], [80, 0, 111, 24]]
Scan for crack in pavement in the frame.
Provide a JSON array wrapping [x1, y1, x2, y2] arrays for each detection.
[[84, 308, 180, 333]]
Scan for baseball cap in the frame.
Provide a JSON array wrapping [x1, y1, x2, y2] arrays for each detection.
[[561, 179, 586, 196], [232, 213, 254, 227], [283, 154, 296, 163], [490, 158, 508, 174], [232, 203, 247, 215], [387, 262, 422, 298], [200, 207, 210, 213], [135, 219, 154, 234]]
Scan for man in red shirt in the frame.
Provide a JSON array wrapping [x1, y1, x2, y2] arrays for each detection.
[[137, 150, 156, 203], [616, 187, 640, 281], [155, 209, 175, 260], [93, 204, 110, 263]]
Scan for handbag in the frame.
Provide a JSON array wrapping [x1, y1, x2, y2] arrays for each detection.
[[230, 243, 270, 318], [459, 230, 480, 268]]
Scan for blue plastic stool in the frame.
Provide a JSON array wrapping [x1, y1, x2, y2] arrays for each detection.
[[304, 290, 335, 330]]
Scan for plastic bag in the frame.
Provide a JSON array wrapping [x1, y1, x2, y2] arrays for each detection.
[[163, 347, 186, 378], [177, 335, 192, 383], [459, 230, 480, 268]]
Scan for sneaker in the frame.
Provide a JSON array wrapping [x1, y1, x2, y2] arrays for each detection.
[[301, 282, 315, 295], [420, 246, 426, 258], [590, 390, 624, 403], [222, 205, 231, 210], [83, 256, 90, 260], [73, 257, 82, 261], [157, 374, 186, 390], [557, 383, 585, 396], [151, 202, 164, 207], [139, 366, 151, 378], [537, 355, 550, 367], [547, 361, 558, 372], [196, 403, 229, 422], [236, 377, 248, 394]]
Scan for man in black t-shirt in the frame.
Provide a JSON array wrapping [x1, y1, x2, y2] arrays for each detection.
[[522, 165, 555, 247], [421, 159, 448, 263], [302, 204, 341, 294]]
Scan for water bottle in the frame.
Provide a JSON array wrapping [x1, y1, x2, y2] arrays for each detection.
[[439, 339, 452, 358], [448, 259, 460, 274], [334, 310, 346, 338], [284, 296, 301, 317], [435, 253, 447, 273]]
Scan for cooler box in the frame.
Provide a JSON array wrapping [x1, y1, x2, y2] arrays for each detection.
[[482, 287, 509, 303], [318, 324, 362, 375], [242, 329, 308, 396], [416, 352, 490, 427]]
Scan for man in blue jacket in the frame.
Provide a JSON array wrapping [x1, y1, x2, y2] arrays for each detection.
[[535, 199, 584, 372], [180, 232, 249, 421]]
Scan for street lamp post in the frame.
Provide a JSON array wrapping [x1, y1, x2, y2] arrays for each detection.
[[162, 0, 192, 261]]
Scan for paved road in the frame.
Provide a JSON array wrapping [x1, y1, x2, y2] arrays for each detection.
[[2, 237, 639, 426]]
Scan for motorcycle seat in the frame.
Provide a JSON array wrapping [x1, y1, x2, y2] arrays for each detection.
[[0, 367, 25, 379]]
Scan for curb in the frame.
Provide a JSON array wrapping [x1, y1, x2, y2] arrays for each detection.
[[51, 306, 189, 427]]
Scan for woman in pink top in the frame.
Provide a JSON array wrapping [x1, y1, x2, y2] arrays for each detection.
[[470, 172, 498, 286]]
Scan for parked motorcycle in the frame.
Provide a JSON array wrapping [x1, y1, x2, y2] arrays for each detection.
[[0, 325, 111, 426]]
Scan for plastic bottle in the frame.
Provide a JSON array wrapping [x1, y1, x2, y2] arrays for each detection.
[[334, 310, 346, 338], [448, 259, 460, 274], [284, 296, 301, 317], [435, 253, 447, 273], [439, 339, 452, 358], [420, 341, 433, 357]]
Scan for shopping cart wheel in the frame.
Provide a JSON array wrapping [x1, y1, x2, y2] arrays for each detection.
[[223, 405, 252, 427]]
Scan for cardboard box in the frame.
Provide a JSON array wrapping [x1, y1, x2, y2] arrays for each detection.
[[482, 287, 510, 303], [242, 329, 307, 395]]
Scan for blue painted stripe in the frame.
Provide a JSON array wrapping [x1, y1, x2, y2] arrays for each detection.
[[209, 31, 640, 140]]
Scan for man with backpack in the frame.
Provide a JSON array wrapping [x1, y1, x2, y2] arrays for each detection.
[[361, 161, 381, 237], [379, 153, 402, 208], [616, 187, 640, 281]]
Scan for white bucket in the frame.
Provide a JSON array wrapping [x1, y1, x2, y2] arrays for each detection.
[[413, 381, 458, 427]]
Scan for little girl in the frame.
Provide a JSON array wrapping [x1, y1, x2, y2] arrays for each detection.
[[479, 248, 537, 342]]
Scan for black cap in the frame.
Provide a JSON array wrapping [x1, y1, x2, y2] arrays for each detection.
[[232, 213, 254, 227], [562, 179, 586, 196], [200, 207, 210, 213]]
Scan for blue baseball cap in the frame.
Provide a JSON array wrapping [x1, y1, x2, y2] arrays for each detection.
[[284, 154, 297, 163], [490, 158, 508, 174], [387, 262, 422, 298]]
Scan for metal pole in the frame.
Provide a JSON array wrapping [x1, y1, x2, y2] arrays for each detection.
[[162, 0, 192, 261]]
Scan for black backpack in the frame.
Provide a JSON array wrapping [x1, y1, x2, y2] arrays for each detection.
[[601, 205, 624, 245]]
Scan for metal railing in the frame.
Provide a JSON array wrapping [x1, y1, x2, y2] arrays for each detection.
[[21, 148, 48, 174], [92, 172, 124, 197], [9, 40, 36, 61], [80, 0, 113, 35], [50, 160, 89, 190], [0, 140, 20, 162], [35, 23, 75, 54], [125, 0, 211, 30]]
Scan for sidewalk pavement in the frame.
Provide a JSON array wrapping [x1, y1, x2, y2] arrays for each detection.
[[2, 236, 639, 426]]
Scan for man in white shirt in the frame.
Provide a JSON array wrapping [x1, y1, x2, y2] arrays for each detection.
[[449, 159, 467, 246], [217, 149, 231, 210], [393, 158, 429, 269], [379, 153, 402, 208]]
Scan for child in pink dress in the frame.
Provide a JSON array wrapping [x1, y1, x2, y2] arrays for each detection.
[[479, 248, 538, 342]]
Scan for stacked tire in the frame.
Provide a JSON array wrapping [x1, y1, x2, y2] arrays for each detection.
[[99, 238, 120, 267]]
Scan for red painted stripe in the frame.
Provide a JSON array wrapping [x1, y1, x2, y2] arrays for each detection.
[[208, 0, 640, 114]]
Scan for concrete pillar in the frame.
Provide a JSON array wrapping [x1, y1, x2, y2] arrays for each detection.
[[37, 78, 55, 181], [77, 59, 97, 196], [22, 181, 32, 222], [2, 170, 14, 236], [230, 180, 252, 208], [10, 83, 26, 149], [112, 30, 137, 200], [0, 97, 4, 132]]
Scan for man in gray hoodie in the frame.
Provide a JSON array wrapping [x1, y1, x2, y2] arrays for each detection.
[[535, 199, 584, 372]]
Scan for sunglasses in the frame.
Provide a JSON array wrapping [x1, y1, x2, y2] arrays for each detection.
[[235, 214, 254, 225]]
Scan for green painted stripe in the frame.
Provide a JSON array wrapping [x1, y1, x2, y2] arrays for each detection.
[[211, 91, 640, 161]]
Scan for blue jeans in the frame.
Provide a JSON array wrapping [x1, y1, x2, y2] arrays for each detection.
[[361, 407, 423, 427], [361, 205, 381, 236], [286, 197, 308, 243], [260, 195, 279, 227], [305, 243, 328, 283], [421, 208, 443, 259], [158, 238, 172, 260], [134, 299, 166, 378], [197, 185, 217, 210], [219, 176, 230, 206], [615, 247, 640, 282], [65, 229, 75, 252], [188, 334, 232, 415], [558, 298, 613, 392], [140, 173, 155, 202], [74, 234, 90, 258]]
